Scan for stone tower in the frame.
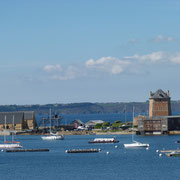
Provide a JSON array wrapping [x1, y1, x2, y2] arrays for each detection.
[[149, 89, 171, 117]]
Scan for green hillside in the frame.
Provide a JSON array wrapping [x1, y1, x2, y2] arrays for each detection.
[[0, 100, 180, 114]]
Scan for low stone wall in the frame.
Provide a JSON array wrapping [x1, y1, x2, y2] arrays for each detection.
[[168, 131, 180, 135], [0, 131, 10, 135]]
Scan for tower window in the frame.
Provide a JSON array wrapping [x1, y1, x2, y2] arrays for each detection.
[[165, 105, 168, 110]]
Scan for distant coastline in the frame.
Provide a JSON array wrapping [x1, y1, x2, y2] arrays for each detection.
[[1, 101, 180, 115]]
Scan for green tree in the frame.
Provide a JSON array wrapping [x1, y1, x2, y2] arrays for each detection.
[[94, 123, 103, 129]]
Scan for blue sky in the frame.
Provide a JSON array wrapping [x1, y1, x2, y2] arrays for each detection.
[[0, 0, 180, 105]]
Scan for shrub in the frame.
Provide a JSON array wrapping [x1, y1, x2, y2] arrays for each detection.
[[94, 123, 103, 129]]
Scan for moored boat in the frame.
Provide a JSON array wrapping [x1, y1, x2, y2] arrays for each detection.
[[88, 137, 119, 143], [0, 143, 22, 149], [41, 133, 64, 140], [124, 141, 149, 148], [41, 109, 64, 140], [123, 107, 149, 148], [0, 115, 23, 149]]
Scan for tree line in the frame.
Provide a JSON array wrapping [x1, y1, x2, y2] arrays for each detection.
[[0, 101, 180, 115]]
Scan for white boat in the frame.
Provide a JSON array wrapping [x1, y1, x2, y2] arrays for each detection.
[[124, 141, 149, 148], [0, 116, 23, 149], [41, 133, 64, 140], [89, 137, 119, 143], [41, 109, 64, 140], [0, 143, 22, 149], [123, 107, 149, 148]]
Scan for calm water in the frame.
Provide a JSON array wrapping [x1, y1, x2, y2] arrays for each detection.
[[0, 134, 180, 180]]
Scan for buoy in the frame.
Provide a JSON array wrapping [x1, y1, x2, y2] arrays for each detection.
[[159, 153, 162, 157], [106, 151, 110, 155], [1, 149, 4, 152], [146, 147, 149, 150], [156, 150, 159, 153], [115, 145, 118, 148], [65, 150, 68, 153]]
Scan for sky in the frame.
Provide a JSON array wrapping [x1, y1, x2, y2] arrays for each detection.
[[0, 0, 180, 105]]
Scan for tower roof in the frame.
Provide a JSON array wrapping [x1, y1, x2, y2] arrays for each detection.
[[150, 89, 170, 99]]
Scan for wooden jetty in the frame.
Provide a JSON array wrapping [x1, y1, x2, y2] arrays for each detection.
[[160, 149, 180, 153], [159, 149, 180, 157], [6, 148, 50, 153], [66, 149, 101, 153], [166, 152, 180, 157]]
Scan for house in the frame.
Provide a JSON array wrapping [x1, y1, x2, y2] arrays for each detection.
[[71, 119, 85, 128], [0, 111, 37, 131], [85, 120, 104, 129]]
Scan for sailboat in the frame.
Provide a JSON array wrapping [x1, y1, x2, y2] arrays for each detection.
[[124, 107, 149, 148], [41, 109, 64, 140], [0, 115, 22, 149]]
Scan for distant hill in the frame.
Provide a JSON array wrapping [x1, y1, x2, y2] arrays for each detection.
[[0, 101, 180, 115]]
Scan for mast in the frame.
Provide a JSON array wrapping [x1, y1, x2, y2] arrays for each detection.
[[49, 108, 52, 134], [132, 106, 135, 142], [4, 115, 6, 143], [124, 105, 127, 123], [12, 115, 14, 143]]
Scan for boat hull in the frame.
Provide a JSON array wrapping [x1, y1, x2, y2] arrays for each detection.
[[88, 141, 119, 143], [0, 144, 22, 149], [89, 137, 119, 144], [124, 143, 149, 148], [41, 135, 64, 140]]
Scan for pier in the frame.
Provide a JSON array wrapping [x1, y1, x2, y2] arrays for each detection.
[[6, 148, 50, 153], [159, 149, 180, 157], [160, 149, 180, 153], [66, 149, 101, 153], [165, 152, 180, 157]]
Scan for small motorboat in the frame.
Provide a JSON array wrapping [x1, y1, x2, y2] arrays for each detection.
[[41, 133, 64, 140], [0, 143, 22, 149], [88, 137, 119, 143], [124, 141, 149, 148]]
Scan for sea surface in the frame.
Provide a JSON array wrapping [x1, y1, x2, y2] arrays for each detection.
[[0, 134, 180, 180]]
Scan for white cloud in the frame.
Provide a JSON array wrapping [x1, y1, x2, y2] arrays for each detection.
[[85, 56, 131, 74], [43, 64, 85, 80], [51, 66, 82, 80], [43, 64, 62, 72], [170, 53, 180, 64], [127, 51, 180, 65], [152, 34, 175, 43], [42, 52, 180, 81], [127, 51, 165, 63]]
